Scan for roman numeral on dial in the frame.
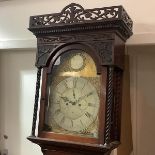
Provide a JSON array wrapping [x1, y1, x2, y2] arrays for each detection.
[[60, 116, 65, 124], [71, 120, 74, 127], [85, 112, 92, 118], [54, 109, 61, 115], [88, 103, 96, 107], [73, 78, 78, 88], [64, 81, 68, 89]]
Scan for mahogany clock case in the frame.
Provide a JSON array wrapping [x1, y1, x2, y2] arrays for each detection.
[[28, 33, 124, 155], [27, 3, 133, 155], [38, 43, 107, 144]]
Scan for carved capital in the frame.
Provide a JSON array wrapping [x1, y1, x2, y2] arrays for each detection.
[[89, 41, 113, 65], [36, 45, 58, 67]]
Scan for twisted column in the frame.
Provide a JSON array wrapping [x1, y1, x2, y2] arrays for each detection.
[[31, 67, 42, 136], [104, 67, 114, 144]]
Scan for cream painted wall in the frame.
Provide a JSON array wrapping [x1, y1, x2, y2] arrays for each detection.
[[0, 0, 155, 45], [0, 50, 42, 155]]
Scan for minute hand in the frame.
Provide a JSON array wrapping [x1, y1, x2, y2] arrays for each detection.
[[76, 91, 94, 103], [60, 96, 69, 102]]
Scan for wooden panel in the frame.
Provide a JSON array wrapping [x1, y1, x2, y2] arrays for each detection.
[[117, 56, 133, 155], [129, 47, 155, 155]]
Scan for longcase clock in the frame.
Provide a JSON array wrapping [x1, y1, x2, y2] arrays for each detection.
[[27, 3, 133, 155]]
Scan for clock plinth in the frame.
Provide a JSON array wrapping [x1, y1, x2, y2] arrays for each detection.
[[28, 3, 133, 155], [27, 136, 117, 155]]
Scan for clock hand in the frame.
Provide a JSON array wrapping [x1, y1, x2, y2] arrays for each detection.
[[62, 91, 94, 106], [73, 89, 76, 99], [60, 96, 70, 102], [76, 91, 94, 104], [61, 96, 76, 105]]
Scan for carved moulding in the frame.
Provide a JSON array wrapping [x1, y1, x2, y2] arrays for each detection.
[[29, 3, 133, 40], [89, 41, 113, 65], [36, 45, 58, 67], [37, 33, 114, 45], [36, 41, 113, 68]]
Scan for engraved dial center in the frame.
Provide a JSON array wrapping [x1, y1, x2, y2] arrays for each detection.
[[70, 55, 84, 70], [60, 88, 88, 120]]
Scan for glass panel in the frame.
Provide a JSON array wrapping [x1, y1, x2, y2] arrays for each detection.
[[44, 50, 101, 138]]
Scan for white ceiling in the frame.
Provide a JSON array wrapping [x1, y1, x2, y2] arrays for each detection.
[[0, 0, 155, 45]]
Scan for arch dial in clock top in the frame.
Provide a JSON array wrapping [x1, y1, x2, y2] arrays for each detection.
[[70, 54, 85, 70], [44, 51, 101, 138]]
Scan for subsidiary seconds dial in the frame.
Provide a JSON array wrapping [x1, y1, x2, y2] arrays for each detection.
[[50, 77, 99, 132]]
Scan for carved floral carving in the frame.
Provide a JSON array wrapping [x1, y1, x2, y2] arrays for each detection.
[[90, 41, 113, 64], [36, 45, 58, 67], [30, 3, 120, 27], [36, 41, 113, 67], [38, 33, 113, 44], [30, 3, 133, 31]]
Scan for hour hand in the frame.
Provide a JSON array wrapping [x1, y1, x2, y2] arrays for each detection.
[[61, 96, 76, 105], [73, 89, 76, 99], [60, 96, 69, 102], [77, 91, 94, 103]]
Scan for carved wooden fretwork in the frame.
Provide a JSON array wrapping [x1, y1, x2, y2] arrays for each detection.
[[29, 3, 133, 40], [122, 8, 133, 30], [30, 3, 132, 30]]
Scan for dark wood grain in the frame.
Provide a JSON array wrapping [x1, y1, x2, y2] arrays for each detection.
[[28, 3, 133, 155], [38, 43, 108, 145]]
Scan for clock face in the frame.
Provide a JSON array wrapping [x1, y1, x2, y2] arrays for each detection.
[[51, 77, 99, 132], [44, 50, 101, 138]]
